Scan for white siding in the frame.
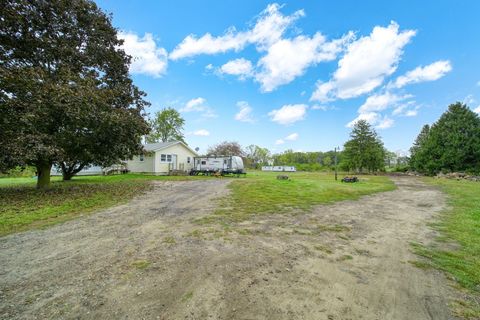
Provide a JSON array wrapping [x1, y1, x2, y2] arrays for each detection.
[[153, 143, 195, 174], [126, 155, 155, 173]]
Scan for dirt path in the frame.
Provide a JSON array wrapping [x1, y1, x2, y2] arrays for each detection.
[[0, 177, 460, 320]]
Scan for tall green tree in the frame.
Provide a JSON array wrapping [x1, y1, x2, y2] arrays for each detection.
[[413, 102, 480, 174], [409, 124, 430, 172], [146, 108, 185, 143], [0, 0, 150, 188], [342, 120, 386, 173]]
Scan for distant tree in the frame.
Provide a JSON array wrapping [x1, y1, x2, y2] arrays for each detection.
[[0, 0, 150, 188], [207, 141, 244, 156], [322, 155, 332, 167], [146, 108, 185, 143], [412, 102, 480, 175], [342, 120, 386, 173], [385, 151, 397, 168], [245, 145, 271, 168], [409, 124, 430, 172]]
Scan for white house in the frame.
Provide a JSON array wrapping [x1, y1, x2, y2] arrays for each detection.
[[126, 141, 198, 174]]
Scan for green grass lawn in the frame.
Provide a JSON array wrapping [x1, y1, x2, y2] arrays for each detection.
[[413, 178, 480, 317], [0, 173, 206, 236], [198, 171, 396, 224]]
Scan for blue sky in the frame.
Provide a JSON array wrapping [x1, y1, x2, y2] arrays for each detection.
[[96, 0, 480, 154]]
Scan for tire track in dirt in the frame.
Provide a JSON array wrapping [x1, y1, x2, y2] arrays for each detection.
[[0, 177, 460, 319]]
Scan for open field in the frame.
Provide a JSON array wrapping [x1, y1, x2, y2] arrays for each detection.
[[0, 173, 469, 319]]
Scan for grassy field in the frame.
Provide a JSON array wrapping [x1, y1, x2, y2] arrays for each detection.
[[0, 174, 206, 236], [198, 171, 396, 224], [413, 178, 480, 317]]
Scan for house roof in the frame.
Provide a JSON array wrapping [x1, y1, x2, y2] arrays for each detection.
[[143, 141, 198, 156]]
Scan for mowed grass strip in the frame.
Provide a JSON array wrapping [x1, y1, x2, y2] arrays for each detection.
[[413, 178, 480, 315], [199, 171, 395, 223], [0, 173, 206, 236]]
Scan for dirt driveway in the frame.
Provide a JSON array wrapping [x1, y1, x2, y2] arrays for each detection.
[[0, 177, 460, 319]]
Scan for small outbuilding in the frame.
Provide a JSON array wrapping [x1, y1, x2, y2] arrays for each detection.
[[126, 141, 198, 175]]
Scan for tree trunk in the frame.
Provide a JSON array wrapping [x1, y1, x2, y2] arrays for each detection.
[[36, 162, 52, 189], [61, 162, 86, 181], [62, 172, 74, 181]]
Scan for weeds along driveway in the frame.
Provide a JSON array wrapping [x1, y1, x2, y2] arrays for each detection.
[[0, 177, 460, 320]]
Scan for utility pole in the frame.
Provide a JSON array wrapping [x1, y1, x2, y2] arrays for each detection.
[[334, 146, 339, 181]]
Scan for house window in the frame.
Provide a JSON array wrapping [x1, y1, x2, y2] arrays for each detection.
[[139, 154, 144, 161], [161, 154, 173, 163], [187, 157, 191, 164], [201, 160, 206, 165]]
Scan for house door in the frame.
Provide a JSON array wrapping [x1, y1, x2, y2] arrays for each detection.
[[172, 154, 177, 170]]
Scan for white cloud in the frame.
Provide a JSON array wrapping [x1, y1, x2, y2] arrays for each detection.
[[392, 60, 452, 88], [347, 112, 394, 129], [256, 32, 353, 92], [311, 21, 416, 102], [474, 106, 480, 114], [234, 101, 255, 123], [180, 97, 207, 112], [268, 104, 307, 125], [359, 92, 411, 113], [464, 94, 476, 105], [118, 32, 168, 77], [205, 64, 214, 70], [392, 101, 419, 117], [220, 58, 253, 79], [275, 139, 285, 145], [180, 97, 217, 118], [376, 117, 395, 129], [285, 133, 299, 141], [347, 112, 380, 128], [311, 105, 337, 111], [192, 129, 210, 136], [170, 4, 303, 60]]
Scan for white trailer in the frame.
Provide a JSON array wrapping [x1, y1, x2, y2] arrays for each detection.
[[190, 156, 246, 175], [261, 166, 296, 172]]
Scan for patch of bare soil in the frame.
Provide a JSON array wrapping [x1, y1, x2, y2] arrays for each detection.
[[0, 177, 460, 319]]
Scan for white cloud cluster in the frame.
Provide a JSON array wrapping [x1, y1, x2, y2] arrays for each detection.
[[170, 3, 350, 92], [220, 58, 253, 79], [170, 4, 303, 60], [358, 92, 411, 113], [347, 112, 395, 130], [118, 32, 168, 77], [234, 101, 255, 123], [348, 91, 417, 129], [192, 129, 210, 136], [392, 60, 452, 88], [180, 97, 217, 118], [474, 106, 480, 114], [311, 22, 416, 102], [275, 132, 299, 145], [268, 104, 307, 125], [256, 32, 353, 92], [285, 133, 299, 141]]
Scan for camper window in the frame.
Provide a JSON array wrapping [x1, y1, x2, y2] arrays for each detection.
[[201, 160, 206, 165]]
